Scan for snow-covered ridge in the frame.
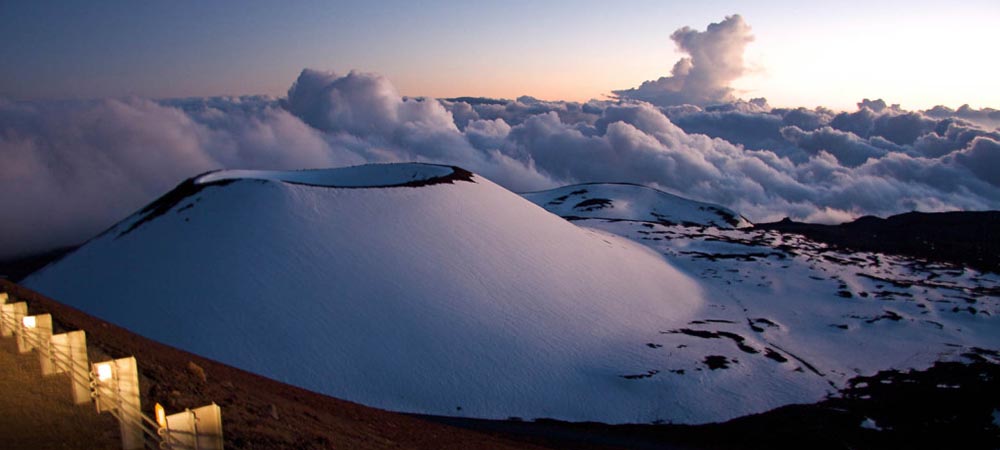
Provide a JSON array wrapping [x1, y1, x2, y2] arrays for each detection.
[[196, 162, 472, 188], [108, 163, 473, 239], [523, 182, 751, 229]]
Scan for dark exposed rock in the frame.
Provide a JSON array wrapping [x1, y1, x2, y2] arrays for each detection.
[[703, 355, 733, 370], [755, 211, 1000, 273]]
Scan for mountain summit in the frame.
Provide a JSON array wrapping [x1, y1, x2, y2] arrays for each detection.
[[25, 163, 706, 423]]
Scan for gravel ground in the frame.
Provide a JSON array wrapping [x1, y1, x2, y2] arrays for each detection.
[[0, 337, 120, 449]]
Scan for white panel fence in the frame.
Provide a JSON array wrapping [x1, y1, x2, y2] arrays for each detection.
[[0, 290, 224, 450]]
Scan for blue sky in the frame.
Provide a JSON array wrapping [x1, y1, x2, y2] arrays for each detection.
[[2, 0, 998, 109]]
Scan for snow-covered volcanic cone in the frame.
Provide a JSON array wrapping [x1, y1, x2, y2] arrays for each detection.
[[524, 183, 751, 228], [25, 163, 706, 423]]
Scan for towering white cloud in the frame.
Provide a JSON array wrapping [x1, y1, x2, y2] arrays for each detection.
[[613, 15, 754, 106]]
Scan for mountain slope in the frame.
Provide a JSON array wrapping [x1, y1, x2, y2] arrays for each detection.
[[24, 163, 710, 424], [523, 183, 751, 228]]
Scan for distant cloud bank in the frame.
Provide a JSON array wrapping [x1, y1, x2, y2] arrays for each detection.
[[1, 16, 999, 259]]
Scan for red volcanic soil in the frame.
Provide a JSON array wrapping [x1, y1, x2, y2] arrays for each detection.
[[0, 280, 546, 450]]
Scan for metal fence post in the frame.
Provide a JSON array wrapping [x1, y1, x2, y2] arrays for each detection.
[[1, 301, 27, 337], [21, 314, 55, 373], [92, 356, 145, 450], [161, 403, 225, 450], [51, 330, 91, 404]]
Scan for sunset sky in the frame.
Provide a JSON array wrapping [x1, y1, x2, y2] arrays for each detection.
[[2, 0, 997, 110]]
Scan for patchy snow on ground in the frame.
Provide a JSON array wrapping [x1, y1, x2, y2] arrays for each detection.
[[563, 217, 1000, 409]]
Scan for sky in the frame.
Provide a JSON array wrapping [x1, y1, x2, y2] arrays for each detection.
[[1, 2, 1000, 260], [2, 0, 998, 110]]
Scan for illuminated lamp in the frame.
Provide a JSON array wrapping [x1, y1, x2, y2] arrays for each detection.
[[96, 362, 113, 382], [155, 403, 166, 428]]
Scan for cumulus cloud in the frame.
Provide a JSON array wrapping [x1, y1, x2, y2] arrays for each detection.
[[613, 15, 754, 106], [442, 95, 605, 129], [779, 126, 888, 167], [484, 98, 999, 223], [280, 69, 553, 190], [0, 96, 363, 259], [954, 137, 1000, 186], [925, 104, 1000, 130], [2, 17, 1000, 260], [829, 101, 938, 145]]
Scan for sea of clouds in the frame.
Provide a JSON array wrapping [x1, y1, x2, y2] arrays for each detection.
[[1, 15, 998, 260]]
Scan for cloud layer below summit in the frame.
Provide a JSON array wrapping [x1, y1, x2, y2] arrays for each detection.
[[1, 16, 999, 259]]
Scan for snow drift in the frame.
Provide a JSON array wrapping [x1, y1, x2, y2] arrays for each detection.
[[25, 163, 707, 423]]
